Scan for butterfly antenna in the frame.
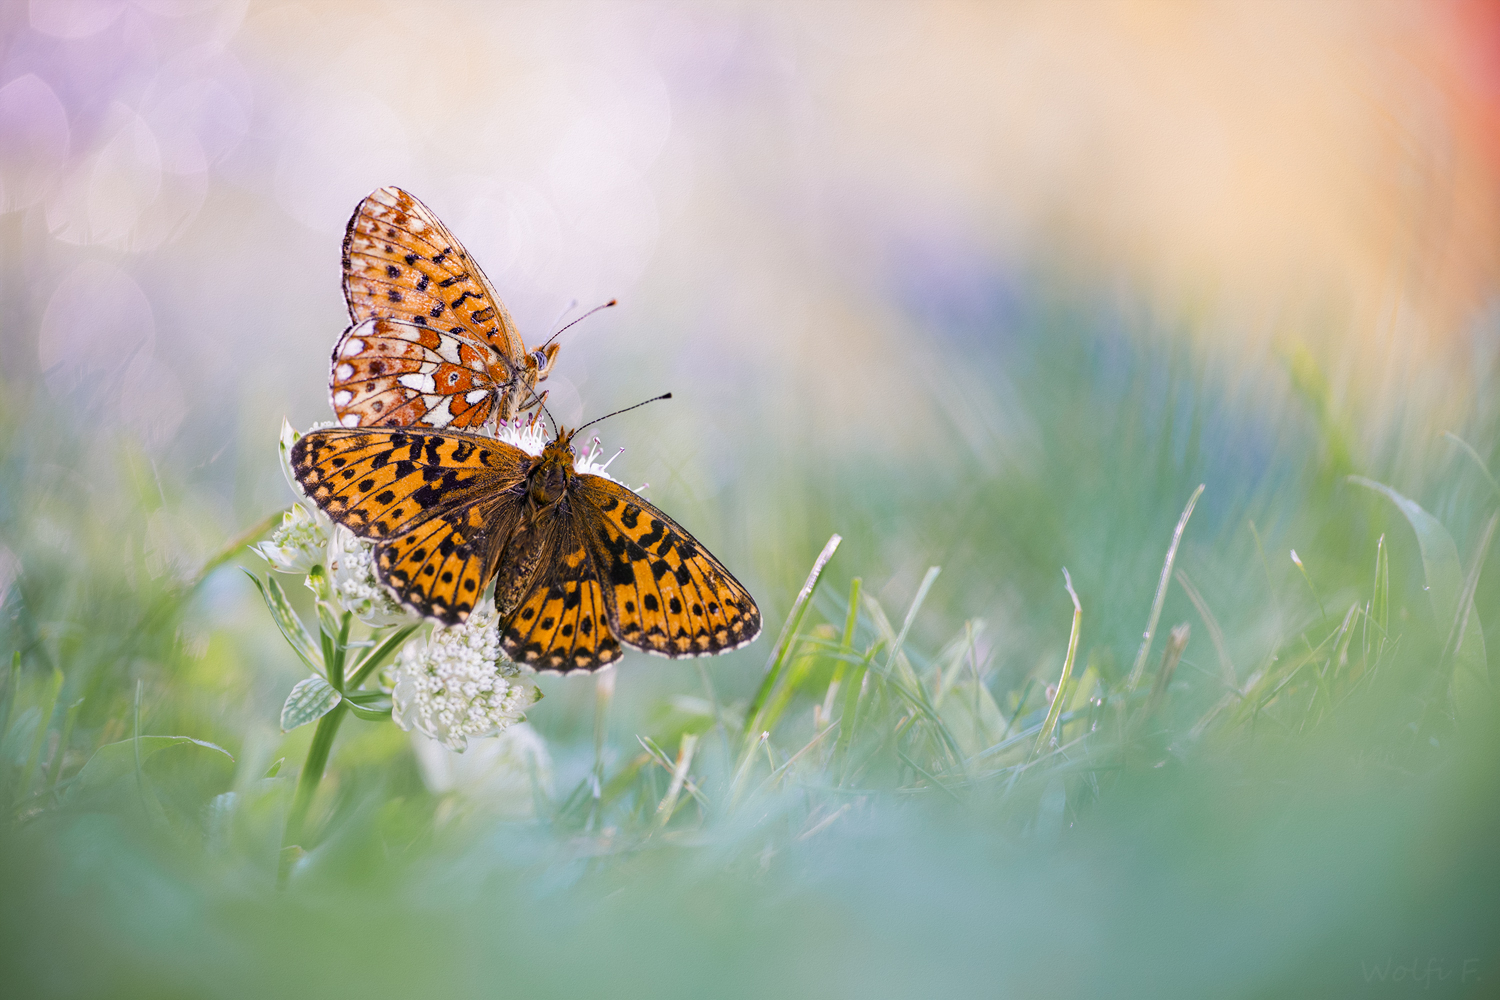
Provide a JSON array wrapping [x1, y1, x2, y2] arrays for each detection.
[[539, 400, 558, 436], [538, 299, 616, 351], [574, 392, 672, 435]]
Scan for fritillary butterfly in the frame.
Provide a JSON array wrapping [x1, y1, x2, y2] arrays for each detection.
[[333, 187, 558, 430], [290, 424, 761, 673]]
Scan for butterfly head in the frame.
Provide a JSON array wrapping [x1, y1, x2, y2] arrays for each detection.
[[527, 429, 580, 507], [527, 343, 561, 378]]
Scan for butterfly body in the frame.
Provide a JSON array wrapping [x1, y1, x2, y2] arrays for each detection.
[[291, 425, 761, 673], [333, 187, 559, 431]]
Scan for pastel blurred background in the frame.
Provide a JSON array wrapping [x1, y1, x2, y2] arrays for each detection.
[[4, 1, 1500, 997]]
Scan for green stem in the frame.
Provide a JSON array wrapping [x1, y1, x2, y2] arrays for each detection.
[[279, 700, 349, 885]]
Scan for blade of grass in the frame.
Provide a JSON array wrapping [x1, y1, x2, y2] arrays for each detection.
[[1032, 569, 1082, 760], [49, 698, 83, 795], [820, 578, 862, 724], [1, 651, 19, 747], [1443, 432, 1500, 502], [1448, 510, 1498, 711], [1142, 623, 1190, 722], [833, 641, 882, 776], [19, 668, 63, 802], [1175, 569, 1235, 687], [654, 732, 699, 828], [742, 533, 841, 747], [1127, 484, 1205, 692], [1350, 476, 1487, 714], [1371, 533, 1389, 655]]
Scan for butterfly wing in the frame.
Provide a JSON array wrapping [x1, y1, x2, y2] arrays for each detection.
[[291, 427, 524, 538], [342, 187, 545, 421], [573, 475, 761, 657], [291, 428, 530, 624], [343, 187, 525, 360], [498, 517, 623, 673], [374, 500, 513, 624], [330, 317, 502, 430]]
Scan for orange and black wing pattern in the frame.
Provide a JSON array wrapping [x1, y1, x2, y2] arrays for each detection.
[[290, 427, 529, 624], [342, 186, 524, 362], [498, 518, 623, 674], [573, 475, 761, 659], [337, 187, 548, 427], [330, 317, 507, 431]]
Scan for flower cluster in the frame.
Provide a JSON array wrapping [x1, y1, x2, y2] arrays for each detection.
[[251, 503, 326, 575], [391, 600, 540, 751], [327, 526, 411, 627]]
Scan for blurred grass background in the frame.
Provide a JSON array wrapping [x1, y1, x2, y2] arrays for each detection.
[[4, 1, 1500, 996]]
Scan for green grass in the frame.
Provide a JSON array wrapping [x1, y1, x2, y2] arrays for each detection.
[[3, 307, 1499, 999]]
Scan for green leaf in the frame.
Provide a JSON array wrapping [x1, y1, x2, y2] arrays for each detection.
[[70, 736, 233, 795], [344, 690, 393, 722], [264, 757, 285, 778], [244, 570, 323, 676], [280, 676, 342, 732], [1350, 477, 1489, 713]]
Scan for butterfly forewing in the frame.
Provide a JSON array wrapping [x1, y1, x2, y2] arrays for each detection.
[[574, 476, 762, 658], [291, 428, 526, 540], [331, 317, 502, 430], [343, 187, 524, 358], [337, 187, 550, 426]]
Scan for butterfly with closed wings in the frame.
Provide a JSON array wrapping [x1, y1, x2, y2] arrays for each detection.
[[332, 186, 562, 431], [290, 409, 761, 673]]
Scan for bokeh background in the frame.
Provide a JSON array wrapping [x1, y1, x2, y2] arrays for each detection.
[[4, 1, 1500, 997]]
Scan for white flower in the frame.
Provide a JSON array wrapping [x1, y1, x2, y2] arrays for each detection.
[[327, 526, 417, 627], [493, 418, 621, 481], [252, 503, 328, 575], [391, 599, 540, 751], [572, 434, 622, 481], [494, 416, 549, 456], [410, 723, 554, 819]]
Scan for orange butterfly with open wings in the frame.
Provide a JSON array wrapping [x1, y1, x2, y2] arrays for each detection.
[[331, 187, 558, 431], [291, 421, 761, 673]]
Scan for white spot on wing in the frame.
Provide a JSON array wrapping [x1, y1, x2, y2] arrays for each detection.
[[333, 390, 353, 406], [372, 188, 398, 207], [342, 338, 365, 357], [465, 389, 489, 404], [434, 336, 463, 366], [398, 372, 436, 393], [335, 363, 354, 380], [425, 395, 454, 427], [409, 218, 426, 232], [341, 414, 360, 427]]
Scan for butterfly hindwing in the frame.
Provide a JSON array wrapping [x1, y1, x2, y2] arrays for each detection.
[[574, 475, 762, 658], [290, 428, 526, 540], [499, 518, 623, 673], [374, 502, 493, 623], [330, 317, 501, 430], [342, 186, 525, 362]]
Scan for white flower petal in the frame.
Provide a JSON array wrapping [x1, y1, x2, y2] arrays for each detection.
[[389, 598, 539, 750]]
